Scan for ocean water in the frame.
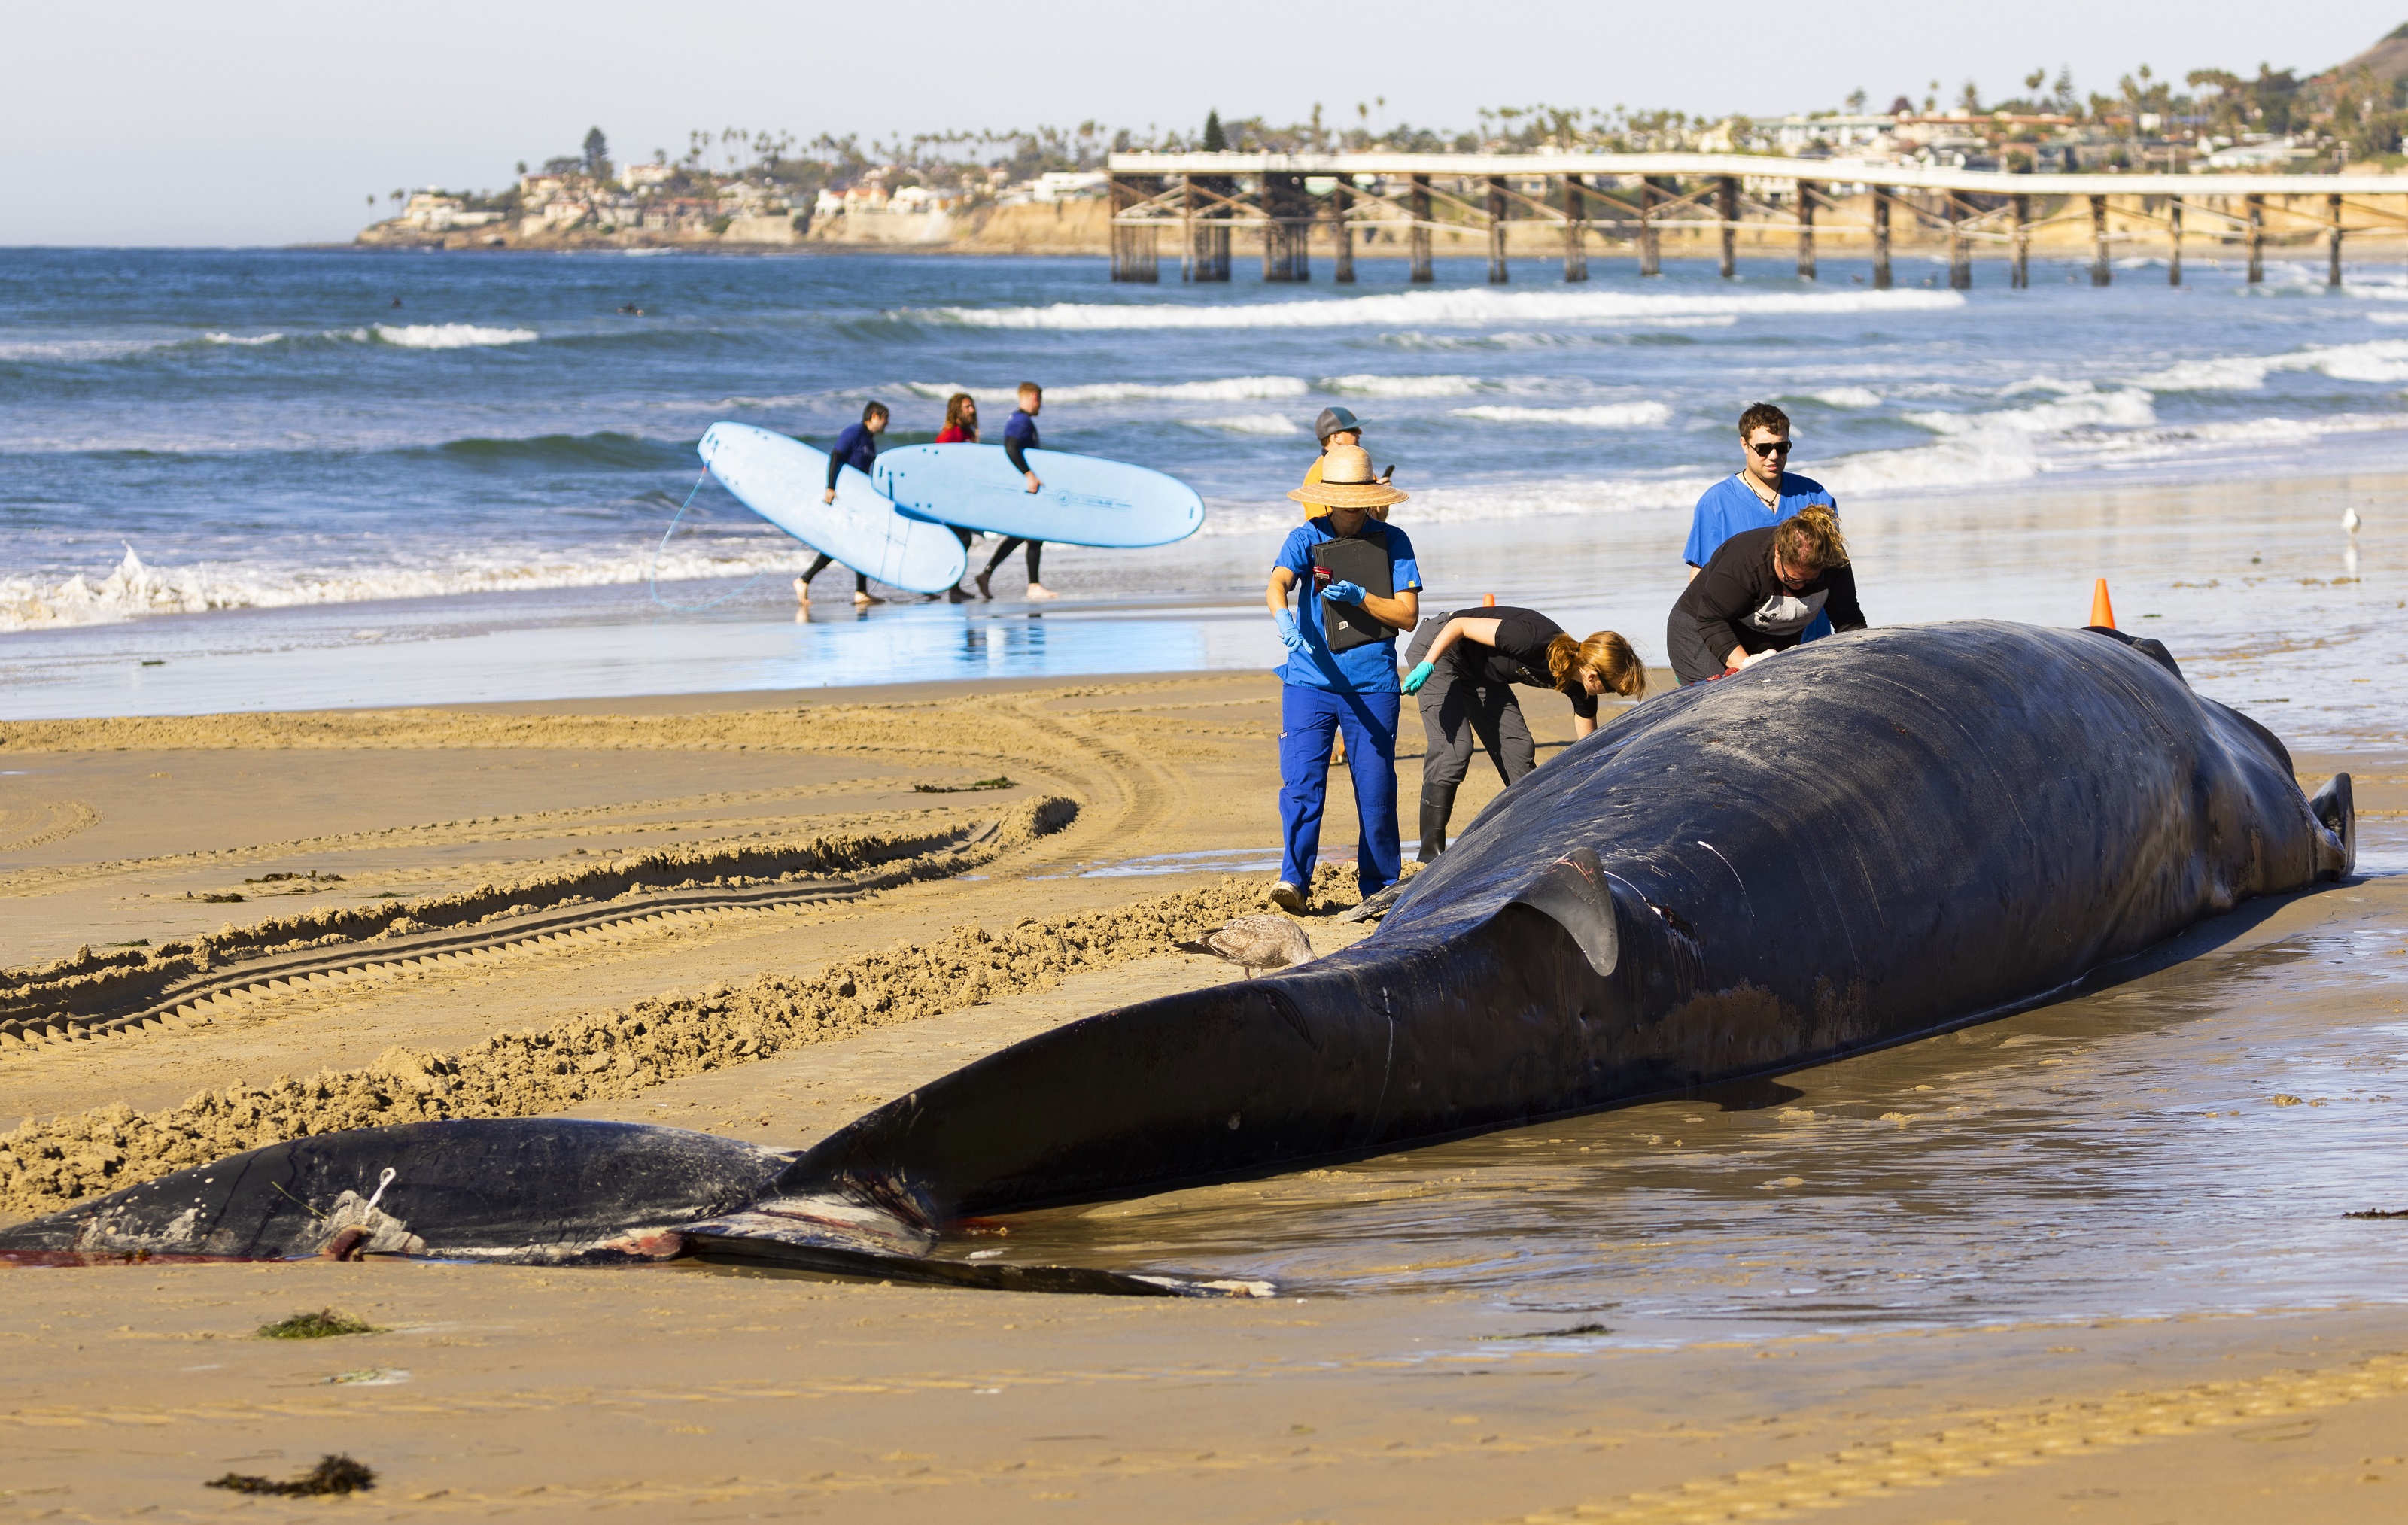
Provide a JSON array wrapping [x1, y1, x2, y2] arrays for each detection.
[[2, 245, 2405, 721]]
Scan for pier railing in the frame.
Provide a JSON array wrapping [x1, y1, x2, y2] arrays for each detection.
[[1102, 151, 2408, 289]]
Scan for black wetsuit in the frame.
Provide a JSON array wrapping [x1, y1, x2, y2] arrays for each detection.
[[1666, 524, 1865, 685], [805, 421, 878, 595], [983, 409, 1044, 584]]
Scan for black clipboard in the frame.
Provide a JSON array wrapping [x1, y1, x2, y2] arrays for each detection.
[[1311, 530, 1397, 652]]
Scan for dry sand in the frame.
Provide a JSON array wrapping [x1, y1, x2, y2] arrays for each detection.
[[2, 670, 2403, 1521]]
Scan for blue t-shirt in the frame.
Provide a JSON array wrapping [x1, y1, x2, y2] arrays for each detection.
[[1683, 471, 1838, 641], [1273, 517, 1421, 693]]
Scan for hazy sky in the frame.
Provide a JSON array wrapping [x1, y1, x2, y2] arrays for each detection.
[[2, 1, 2397, 246]]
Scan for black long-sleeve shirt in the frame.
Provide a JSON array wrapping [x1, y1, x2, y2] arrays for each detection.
[[1668, 525, 1865, 679]]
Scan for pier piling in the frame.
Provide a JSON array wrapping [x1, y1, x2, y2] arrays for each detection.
[[1409, 175, 1433, 284], [1109, 175, 1158, 282], [1871, 194, 1890, 290], [1717, 176, 1738, 278], [1563, 174, 1589, 282], [1486, 175, 1509, 284], [1105, 153, 2402, 293], [1639, 177, 1661, 277], [1263, 172, 1310, 281], [1333, 174, 1357, 284]]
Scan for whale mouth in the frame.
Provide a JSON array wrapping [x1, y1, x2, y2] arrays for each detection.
[[2310, 773, 2356, 879], [676, 1192, 1272, 1296]]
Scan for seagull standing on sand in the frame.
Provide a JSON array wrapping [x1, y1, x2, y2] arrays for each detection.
[[2343, 506, 2362, 533], [1178, 916, 1314, 977]]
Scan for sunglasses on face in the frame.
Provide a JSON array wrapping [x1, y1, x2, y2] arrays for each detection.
[[1747, 439, 1793, 457]]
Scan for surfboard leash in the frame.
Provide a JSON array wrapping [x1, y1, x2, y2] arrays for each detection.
[[646, 465, 777, 612]]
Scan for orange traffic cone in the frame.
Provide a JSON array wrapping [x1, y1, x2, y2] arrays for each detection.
[[1482, 593, 1497, 607], [2088, 579, 2115, 630]]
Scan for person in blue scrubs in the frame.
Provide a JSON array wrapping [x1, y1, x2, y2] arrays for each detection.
[[1683, 402, 1837, 641], [1263, 446, 1421, 914]]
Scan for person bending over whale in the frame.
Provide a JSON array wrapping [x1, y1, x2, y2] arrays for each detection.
[[1399, 609, 1645, 859], [1667, 505, 1864, 685]]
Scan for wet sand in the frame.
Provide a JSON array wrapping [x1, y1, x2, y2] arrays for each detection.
[[4, 639, 2406, 1515]]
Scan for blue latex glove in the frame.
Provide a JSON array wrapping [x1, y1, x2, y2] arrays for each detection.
[[1320, 579, 1367, 604], [1274, 608, 1310, 654], [1401, 661, 1437, 694]]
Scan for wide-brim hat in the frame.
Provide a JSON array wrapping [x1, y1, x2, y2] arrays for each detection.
[[1289, 445, 1409, 508]]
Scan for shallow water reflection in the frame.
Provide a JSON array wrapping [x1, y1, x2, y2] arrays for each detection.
[[993, 884, 2408, 1341]]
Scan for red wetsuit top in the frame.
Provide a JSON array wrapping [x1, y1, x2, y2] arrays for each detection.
[[934, 426, 976, 444]]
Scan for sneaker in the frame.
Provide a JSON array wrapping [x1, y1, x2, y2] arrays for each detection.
[[1266, 881, 1306, 914]]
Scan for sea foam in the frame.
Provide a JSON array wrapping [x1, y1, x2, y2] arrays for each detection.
[[915, 287, 1967, 330], [1453, 402, 1674, 428]]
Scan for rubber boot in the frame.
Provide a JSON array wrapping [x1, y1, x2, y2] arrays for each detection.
[[1417, 783, 1457, 863]]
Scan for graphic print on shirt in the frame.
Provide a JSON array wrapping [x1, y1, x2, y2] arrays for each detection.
[[1744, 589, 1829, 640]]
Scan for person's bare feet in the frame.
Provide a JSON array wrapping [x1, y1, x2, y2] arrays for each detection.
[[1026, 582, 1058, 600], [792, 576, 810, 606], [854, 589, 883, 606], [974, 569, 993, 600]]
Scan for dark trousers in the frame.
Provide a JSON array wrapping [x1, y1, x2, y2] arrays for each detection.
[[1278, 684, 1401, 896], [984, 537, 1043, 582], [1416, 669, 1537, 790], [803, 554, 867, 595]]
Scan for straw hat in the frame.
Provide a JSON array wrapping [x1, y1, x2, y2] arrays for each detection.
[[1288, 445, 1409, 509]]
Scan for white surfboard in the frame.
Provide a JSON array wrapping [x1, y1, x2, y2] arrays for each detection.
[[698, 423, 967, 594], [874, 445, 1206, 548]]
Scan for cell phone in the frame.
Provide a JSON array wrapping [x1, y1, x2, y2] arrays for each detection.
[[1382, 464, 1396, 481]]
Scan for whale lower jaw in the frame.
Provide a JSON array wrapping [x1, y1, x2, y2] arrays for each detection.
[[675, 1192, 1272, 1298]]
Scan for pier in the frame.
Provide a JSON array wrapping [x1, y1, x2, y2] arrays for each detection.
[[1103, 152, 2408, 288]]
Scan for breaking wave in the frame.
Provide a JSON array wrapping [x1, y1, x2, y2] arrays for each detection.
[[901, 375, 1309, 403], [1320, 373, 1488, 398], [0, 541, 815, 634], [914, 287, 1968, 330], [2130, 338, 2408, 392], [1453, 402, 1674, 428], [363, 323, 540, 349], [1181, 413, 1302, 435]]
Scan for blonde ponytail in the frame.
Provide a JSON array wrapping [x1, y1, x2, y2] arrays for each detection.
[[1552, 630, 1646, 700]]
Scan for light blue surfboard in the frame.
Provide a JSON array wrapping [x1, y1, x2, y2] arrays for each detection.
[[873, 445, 1206, 548], [698, 424, 966, 594]]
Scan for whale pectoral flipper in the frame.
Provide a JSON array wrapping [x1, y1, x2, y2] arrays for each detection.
[[1505, 847, 1621, 977], [2309, 773, 2355, 879]]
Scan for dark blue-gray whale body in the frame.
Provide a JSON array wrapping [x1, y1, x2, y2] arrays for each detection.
[[1, 623, 2355, 1291]]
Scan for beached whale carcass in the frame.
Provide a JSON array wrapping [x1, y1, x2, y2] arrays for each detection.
[[0, 624, 2355, 1290]]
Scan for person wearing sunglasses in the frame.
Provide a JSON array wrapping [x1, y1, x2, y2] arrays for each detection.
[[1681, 402, 1838, 643]]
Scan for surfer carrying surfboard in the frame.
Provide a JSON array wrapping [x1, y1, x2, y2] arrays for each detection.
[[801, 401, 889, 606], [1265, 445, 1419, 913], [976, 383, 1055, 600]]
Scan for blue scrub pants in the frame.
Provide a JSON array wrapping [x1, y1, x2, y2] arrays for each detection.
[[1278, 684, 1402, 896]]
